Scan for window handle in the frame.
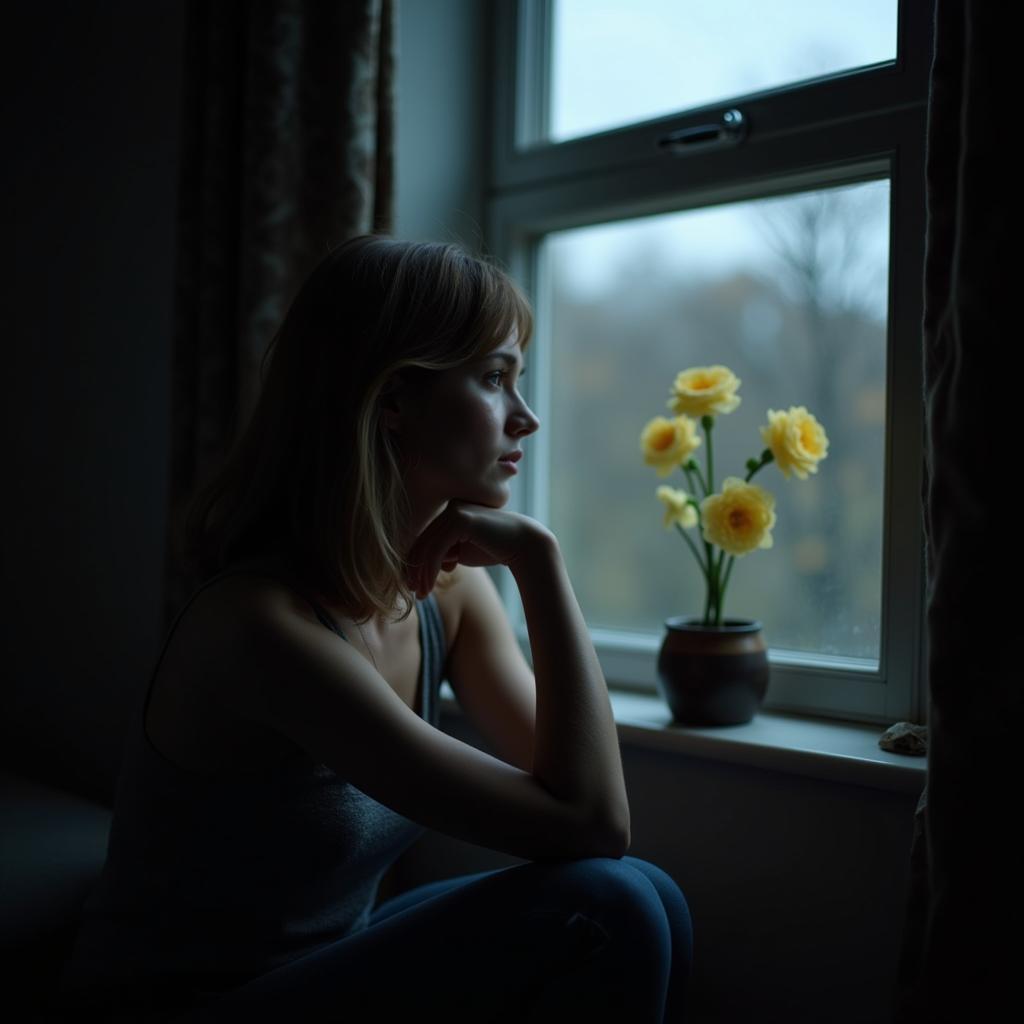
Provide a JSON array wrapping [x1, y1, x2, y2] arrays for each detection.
[[657, 109, 747, 153]]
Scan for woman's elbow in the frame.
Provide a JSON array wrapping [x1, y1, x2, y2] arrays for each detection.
[[591, 816, 630, 860]]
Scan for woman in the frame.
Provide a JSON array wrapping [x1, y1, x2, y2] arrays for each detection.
[[57, 235, 693, 1022]]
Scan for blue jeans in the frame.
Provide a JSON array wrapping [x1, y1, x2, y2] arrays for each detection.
[[178, 855, 693, 1023]]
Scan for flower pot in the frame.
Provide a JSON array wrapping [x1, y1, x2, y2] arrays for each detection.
[[656, 617, 769, 726]]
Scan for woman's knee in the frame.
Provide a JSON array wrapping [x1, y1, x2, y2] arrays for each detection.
[[621, 857, 692, 923], [531, 857, 672, 944], [621, 856, 694, 965]]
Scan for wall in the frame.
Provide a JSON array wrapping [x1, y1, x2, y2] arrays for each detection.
[[2, 0, 488, 806], [394, 0, 489, 247], [6, 1, 183, 805]]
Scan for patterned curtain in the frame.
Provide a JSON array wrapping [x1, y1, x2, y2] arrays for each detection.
[[896, 3, 1011, 1020], [164, 0, 395, 624]]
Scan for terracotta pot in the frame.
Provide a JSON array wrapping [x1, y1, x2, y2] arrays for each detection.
[[656, 617, 769, 726]]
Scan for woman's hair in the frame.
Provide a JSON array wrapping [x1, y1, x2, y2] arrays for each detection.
[[183, 234, 534, 622]]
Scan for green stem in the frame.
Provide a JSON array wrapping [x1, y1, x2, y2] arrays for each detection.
[[720, 554, 736, 599], [683, 461, 707, 496], [703, 416, 715, 497], [674, 522, 709, 579], [714, 550, 729, 625], [701, 416, 717, 626], [745, 449, 774, 482], [702, 539, 717, 624]]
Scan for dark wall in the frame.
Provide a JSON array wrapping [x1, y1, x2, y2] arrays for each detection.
[[1, 0, 488, 807], [6, 2, 185, 804]]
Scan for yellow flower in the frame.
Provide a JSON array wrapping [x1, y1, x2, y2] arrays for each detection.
[[668, 365, 741, 417], [657, 486, 699, 529], [700, 477, 777, 556], [760, 406, 829, 480], [640, 415, 702, 477]]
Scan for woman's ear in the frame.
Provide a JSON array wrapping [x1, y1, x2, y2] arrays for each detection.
[[379, 394, 401, 432], [378, 374, 410, 433], [379, 366, 430, 434]]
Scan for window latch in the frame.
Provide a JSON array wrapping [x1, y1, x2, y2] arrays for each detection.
[[657, 109, 748, 154]]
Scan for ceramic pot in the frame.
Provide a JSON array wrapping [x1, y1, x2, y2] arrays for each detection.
[[656, 617, 769, 726]]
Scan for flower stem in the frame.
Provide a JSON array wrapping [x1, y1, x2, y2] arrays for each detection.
[[745, 449, 774, 482], [720, 554, 736, 599], [703, 416, 715, 496], [701, 417, 718, 625], [675, 523, 709, 579], [714, 550, 729, 625]]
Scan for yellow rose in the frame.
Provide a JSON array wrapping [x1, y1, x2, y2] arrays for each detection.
[[700, 477, 777, 556], [640, 415, 702, 477], [668, 365, 741, 417], [656, 485, 699, 529], [760, 406, 829, 480]]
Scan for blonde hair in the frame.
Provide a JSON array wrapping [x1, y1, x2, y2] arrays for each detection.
[[183, 235, 534, 622]]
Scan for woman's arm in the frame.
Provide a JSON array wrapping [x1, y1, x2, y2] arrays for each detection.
[[214, 575, 626, 863], [208, 505, 629, 864], [406, 503, 629, 853], [510, 531, 631, 848]]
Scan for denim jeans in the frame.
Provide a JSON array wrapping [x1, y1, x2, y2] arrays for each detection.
[[176, 855, 693, 1023]]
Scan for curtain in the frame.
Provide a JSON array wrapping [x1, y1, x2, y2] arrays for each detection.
[[163, 0, 395, 625], [896, 3, 1013, 1020]]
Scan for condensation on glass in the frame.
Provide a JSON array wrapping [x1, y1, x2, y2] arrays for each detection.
[[542, 180, 889, 664], [549, 0, 898, 143]]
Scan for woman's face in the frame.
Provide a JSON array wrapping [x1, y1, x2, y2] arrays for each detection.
[[391, 332, 540, 510]]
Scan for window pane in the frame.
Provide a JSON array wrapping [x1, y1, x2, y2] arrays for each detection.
[[542, 180, 889, 663], [550, 0, 898, 143]]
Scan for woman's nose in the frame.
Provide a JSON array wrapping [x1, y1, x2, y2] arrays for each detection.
[[510, 399, 541, 437]]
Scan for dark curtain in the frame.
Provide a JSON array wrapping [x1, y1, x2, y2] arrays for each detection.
[[164, 0, 395, 625], [896, 3, 1013, 1020]]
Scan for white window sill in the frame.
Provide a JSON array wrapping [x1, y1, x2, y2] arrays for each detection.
[[440, 684, 926, 797]]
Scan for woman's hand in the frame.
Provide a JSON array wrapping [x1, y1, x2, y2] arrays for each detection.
[[405, 501, 554, 598]]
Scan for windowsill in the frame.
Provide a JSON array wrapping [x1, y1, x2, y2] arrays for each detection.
[[440, 684, 926, 797]]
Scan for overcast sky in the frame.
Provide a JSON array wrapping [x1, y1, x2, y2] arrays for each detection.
[[552, 0, 897, 141], [546, 1, 896, 313]]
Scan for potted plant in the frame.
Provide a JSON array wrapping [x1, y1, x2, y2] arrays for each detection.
[[640, 365, 829, 725]]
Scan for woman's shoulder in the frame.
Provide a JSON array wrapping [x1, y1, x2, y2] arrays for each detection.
[[146, 562, 321, 776], [187, 555, 326, 630], [184, 557, 468, 673], [163, 559, 327, 695]]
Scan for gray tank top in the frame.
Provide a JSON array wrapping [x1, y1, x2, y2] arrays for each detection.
[[58, 568, 448, 1010]]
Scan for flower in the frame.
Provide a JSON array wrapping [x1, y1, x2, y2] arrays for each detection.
[[700, 477, 777, 556], [668, 366, 742, 417], [640, 415, 702, 477], [657, 486, 699, 529], [640, 365, 827, 626], [760, 406, 830, 480]]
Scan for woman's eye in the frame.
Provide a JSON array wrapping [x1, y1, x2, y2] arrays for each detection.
[[484, 367, 526, 389]]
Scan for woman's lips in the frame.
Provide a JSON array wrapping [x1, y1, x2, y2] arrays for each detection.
[[497, 451, 521, 473]]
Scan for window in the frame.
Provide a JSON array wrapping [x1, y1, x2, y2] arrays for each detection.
[[488, 0, 932, 724]]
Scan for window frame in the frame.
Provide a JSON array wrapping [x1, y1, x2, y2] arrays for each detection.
[[486, 0, 933, 725]]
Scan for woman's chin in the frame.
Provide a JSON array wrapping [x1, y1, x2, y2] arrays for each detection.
[[458, 482, 510, 509]]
